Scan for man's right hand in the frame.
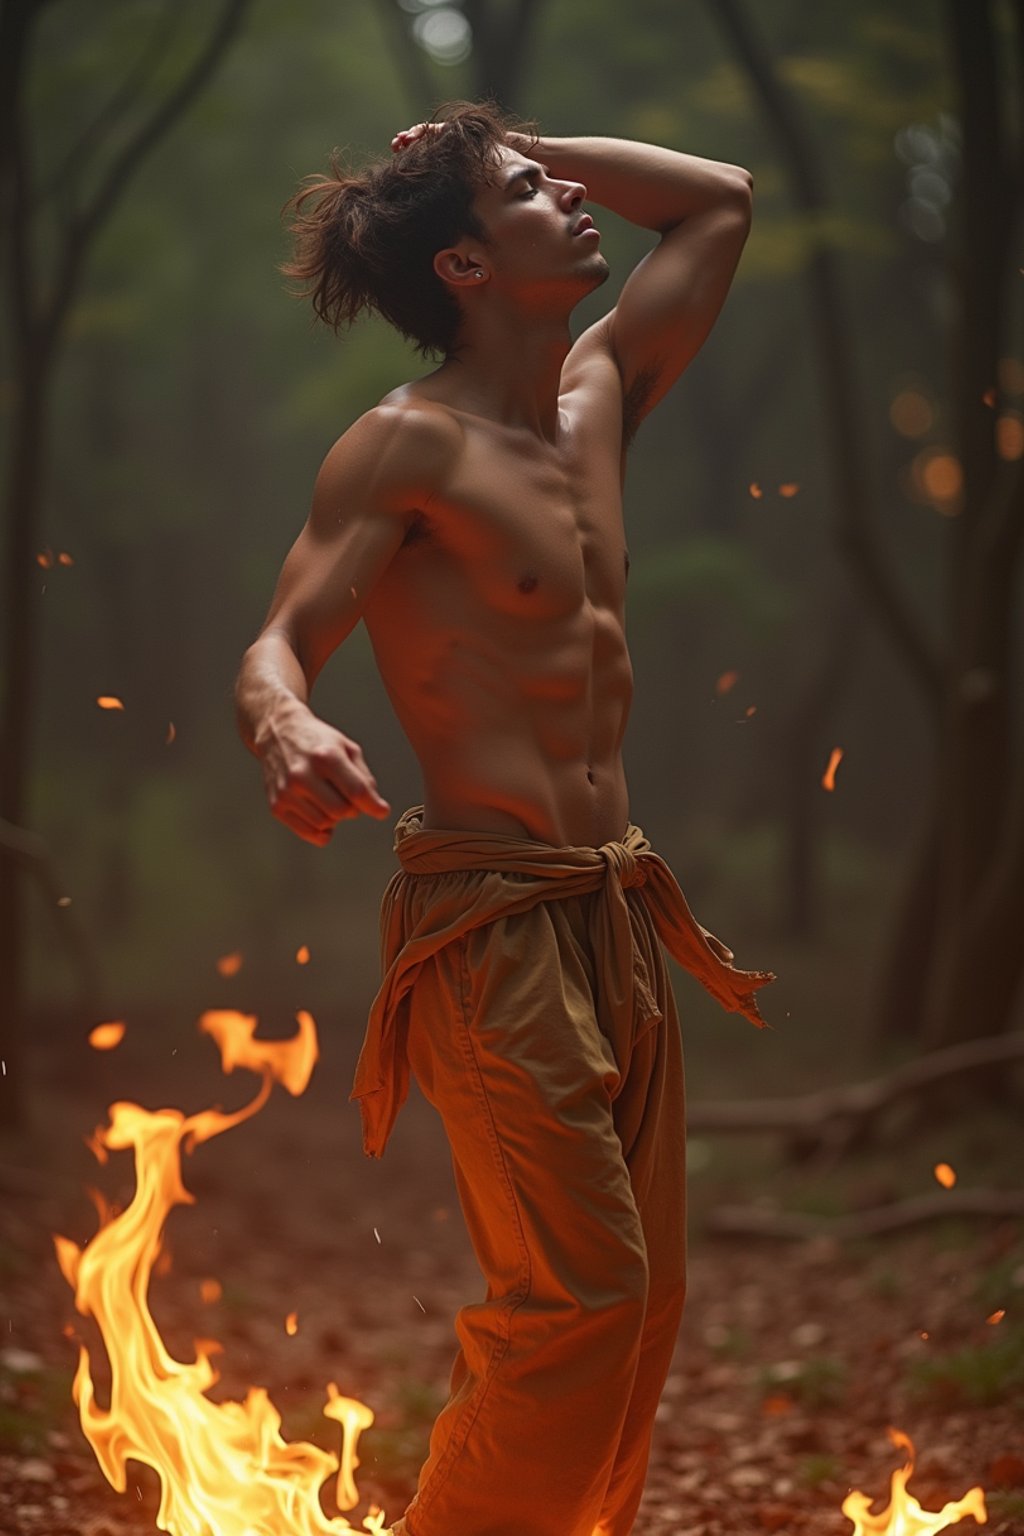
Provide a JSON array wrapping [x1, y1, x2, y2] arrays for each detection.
[[256, 704, 391, 846]]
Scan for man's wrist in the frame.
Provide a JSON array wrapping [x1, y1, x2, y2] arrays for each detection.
[[249, 693, 310, 757]]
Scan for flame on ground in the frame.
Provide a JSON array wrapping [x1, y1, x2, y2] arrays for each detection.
[[843, 1428, 986, 1534], [55, 1008, 388, 1535]]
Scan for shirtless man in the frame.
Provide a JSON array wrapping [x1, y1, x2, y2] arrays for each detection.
[[235, 104, 769, 1536]]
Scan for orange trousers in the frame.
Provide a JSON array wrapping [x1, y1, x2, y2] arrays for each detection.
[[352, 808, 773, 1536]]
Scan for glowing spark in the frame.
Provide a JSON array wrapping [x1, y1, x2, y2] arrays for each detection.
[[748, 482, 763, 499], [933, 1162, 957, 1189], [199, 1279, 223, 1305], [296, 945, 311, 965], [986, 1309, 1005, 1325], [57, 895, 72, 907], [285, 1312, 298, 1336], [58, 551, 74, 567], [97, 696, 125, 711], [981, 387, 997, 408], [89, 1022, 126, 1051], [36, 550, 54, 569], [778, 482, 800, 497], [716, 670, 739, 696], [216, 952, 243, 978], [166, 722, 177, 745], [822, 747, 844, 791]]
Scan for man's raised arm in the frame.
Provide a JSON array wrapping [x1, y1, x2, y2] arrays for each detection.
[[235, 404, 453, 845], [525, 133, 753, 434]]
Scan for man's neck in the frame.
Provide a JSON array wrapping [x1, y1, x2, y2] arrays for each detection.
[[437, 310, 573, 442]]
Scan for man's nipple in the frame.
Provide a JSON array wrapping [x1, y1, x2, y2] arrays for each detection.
[[517, 573, 539, 595]]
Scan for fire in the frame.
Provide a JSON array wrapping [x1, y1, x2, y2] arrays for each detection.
[[843, 1428, 986, 1534], [55, 1008, 388, 1534]]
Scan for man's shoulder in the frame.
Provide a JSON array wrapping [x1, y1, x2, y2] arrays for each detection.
[[318, 393, 463, 510]]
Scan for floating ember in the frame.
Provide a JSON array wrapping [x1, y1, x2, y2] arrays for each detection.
[[843, 1428, 986, 1534], [55, 1008, 388, 1535]]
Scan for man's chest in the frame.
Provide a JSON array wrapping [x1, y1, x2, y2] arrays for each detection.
[[417, 425, 628, 620]]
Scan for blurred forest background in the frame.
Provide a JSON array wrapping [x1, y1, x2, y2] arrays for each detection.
[[2, 0, 1023, 1136]]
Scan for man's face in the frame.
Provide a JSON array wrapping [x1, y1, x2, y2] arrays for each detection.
[[468, 144, 609, 307]]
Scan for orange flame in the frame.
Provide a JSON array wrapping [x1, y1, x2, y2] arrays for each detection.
[[842, 1428, 986, 1534], [55, 1009, 387, 1533]]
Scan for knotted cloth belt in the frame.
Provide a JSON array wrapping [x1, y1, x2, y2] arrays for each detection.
[[351, 805, 775, 1158]]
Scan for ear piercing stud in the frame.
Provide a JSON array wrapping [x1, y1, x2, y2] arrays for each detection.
[[475, 270, 484, 278]]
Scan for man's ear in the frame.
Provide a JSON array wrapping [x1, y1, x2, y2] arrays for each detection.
[[433, 246, 488, 287]]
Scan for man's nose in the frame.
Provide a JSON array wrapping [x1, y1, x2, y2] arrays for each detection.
[[561, 179, 586, 210]]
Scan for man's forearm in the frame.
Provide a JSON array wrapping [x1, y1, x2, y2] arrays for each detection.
[[511, 133, 750, 234], [235, 630, 311, 756]]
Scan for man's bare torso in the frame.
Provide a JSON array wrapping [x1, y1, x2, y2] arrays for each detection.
[[362, 360, 632, 848]]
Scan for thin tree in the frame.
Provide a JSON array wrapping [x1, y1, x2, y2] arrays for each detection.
[[0, 0, 252, 1135], [711, 0, 1024, 1052]]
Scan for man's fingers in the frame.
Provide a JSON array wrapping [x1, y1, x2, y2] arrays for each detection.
[[315, 752, 391, 820], [273, 801, 333, 847]]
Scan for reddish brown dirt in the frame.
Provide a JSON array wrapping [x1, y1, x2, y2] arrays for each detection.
[[1, 1032, 1022, 1536]]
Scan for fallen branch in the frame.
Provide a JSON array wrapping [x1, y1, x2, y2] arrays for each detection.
[[706, 1188, 1024, 1241], [688, 1033, 1024, 1139]]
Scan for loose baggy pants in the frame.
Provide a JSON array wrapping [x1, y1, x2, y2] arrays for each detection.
[[351, 808, 774, 1536]]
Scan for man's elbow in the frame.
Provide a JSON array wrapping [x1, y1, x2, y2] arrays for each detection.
[[724, 166, 754, 206]]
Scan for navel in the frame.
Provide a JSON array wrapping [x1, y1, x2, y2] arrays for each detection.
[[586, 768, 595, 785], [517, 573, 539, 594]]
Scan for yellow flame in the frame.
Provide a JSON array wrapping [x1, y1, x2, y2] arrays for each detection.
[[56, 1009, 385, 1534], [843, 1428, 986, 1534]]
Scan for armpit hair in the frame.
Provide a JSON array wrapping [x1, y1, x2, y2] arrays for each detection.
[[622, 361, 664, 448]]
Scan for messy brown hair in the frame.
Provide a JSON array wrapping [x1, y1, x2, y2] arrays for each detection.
[[281, 101, 537, 358]]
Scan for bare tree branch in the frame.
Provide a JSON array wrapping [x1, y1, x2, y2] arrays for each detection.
[[710, 0, 945, 710], [35, 0, 184, 210], [41, 0, 252, 349]]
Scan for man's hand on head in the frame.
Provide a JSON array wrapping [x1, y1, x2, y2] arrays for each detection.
[[256, 703, 391, 847], [390, 122, 444, 153]]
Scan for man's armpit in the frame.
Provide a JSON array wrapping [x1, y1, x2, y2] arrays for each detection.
[[622, 360, 664, 447]]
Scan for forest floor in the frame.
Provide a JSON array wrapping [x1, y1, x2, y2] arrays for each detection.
[[1, 1017, 1023, 1536]]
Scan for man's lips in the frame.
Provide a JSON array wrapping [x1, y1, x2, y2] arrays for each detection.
[[572, 214, 599, 237]]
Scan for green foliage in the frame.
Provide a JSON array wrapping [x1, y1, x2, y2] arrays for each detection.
[[908, 1323, 1024, 1408], [759, 1355, 848, 1409], [797, 1452, 843, 1488], [0, 1364, 77, 1454]]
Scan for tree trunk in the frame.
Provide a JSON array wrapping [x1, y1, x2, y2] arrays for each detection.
[[922, 0, 1023, 1049]]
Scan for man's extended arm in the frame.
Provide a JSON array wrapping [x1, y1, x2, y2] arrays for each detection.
[[235, 403, 453, 844]]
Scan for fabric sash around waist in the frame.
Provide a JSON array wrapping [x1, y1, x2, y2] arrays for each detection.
[[350, 805, 775, 1158]]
